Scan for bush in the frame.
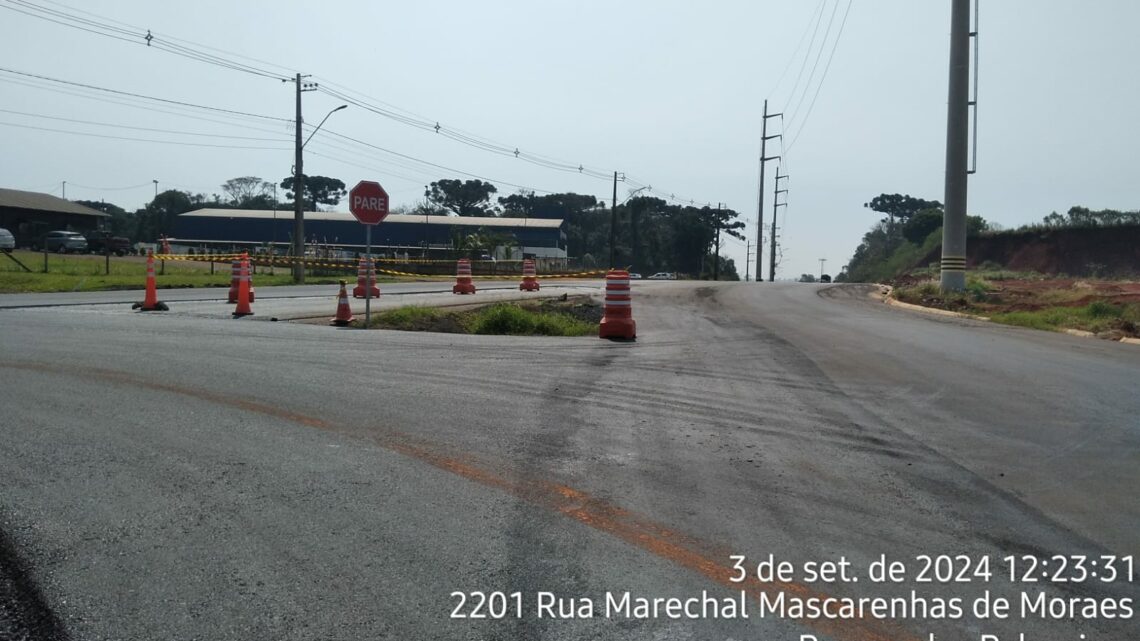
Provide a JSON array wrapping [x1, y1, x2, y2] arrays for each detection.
[[470, 303, 594, 336], [1086, 300, 1122, 319]]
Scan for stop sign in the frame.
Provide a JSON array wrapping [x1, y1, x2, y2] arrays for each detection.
[[349, 180, 389, 225]]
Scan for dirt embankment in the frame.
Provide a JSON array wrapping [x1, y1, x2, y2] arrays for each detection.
[[918, 225, 1140, 277]]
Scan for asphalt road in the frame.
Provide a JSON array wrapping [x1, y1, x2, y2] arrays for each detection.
[[1, 282, 1136, 641]]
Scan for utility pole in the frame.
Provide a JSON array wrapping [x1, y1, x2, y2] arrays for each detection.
[[756, 99, 782, 283], [713, 203, 723, 281], [940, 0, 973, 291], [289, 73, 318, 283], [819, 258, 827, 280], [770, 167, 788, 281], [152, 179, 158, 201], [61, 181, 66, 199], [608, 171, 621, 268], [745, 240, 756, 282]]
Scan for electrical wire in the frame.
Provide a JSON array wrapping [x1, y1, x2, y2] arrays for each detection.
[[0, 120, 291, 150], [781, 0, 830, 117], [786, 0, 854, 152], [0, 107, 290, 141], [785, 0, 842, 129]]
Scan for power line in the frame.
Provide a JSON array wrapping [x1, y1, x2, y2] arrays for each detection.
[[781, 0, 829, 116], [786, 0, 854, 152], [0, 107, 289, 141], [0, 67, 290, 122], [770, 0, 828, 100], [785, 0, 842, 129], [0, 120, 291, 150]]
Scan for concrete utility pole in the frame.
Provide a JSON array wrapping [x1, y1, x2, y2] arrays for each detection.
[[292, 73, 307, 283], [770, 167, 788, 282], [819, 258, 827, 280], [713, 203, 723, 281], [609, 171, 621, 268], [745, 240, 753, 281], [940, 0, 973, 291], [755, 99, 782, 283]]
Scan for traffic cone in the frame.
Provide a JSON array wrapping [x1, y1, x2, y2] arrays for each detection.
[[227, 258, 240, 303], [519, 258, 540, 291], [599, 269, 635, 340], [330, 280, 355, 326], [232, 254, 254, 317], [132, 250, 168, 311], [452, 258, 476, 294], [228, 255, 255, 303], [353, 257, 380, 298]]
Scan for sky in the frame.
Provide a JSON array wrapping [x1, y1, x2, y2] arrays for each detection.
[[1, 0, 1137, 279]]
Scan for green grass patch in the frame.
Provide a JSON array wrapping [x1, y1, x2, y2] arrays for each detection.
[[363, 299, 599, 337], [990, 301, 1137, 335], [469, 303, 595, 336], [0, 250, 360, 293]]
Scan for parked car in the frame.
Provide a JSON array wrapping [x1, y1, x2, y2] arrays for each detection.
[[86, 233, 132, 256], [647, 272, 676, 280], [819, 274, 832, 283], [38, 231, 88, 253], [629, 273, 643, 280], [0, 227, 14, 252]]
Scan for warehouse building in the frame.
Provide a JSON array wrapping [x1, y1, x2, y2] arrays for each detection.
[[171, 208, 567, 258], [0, 188, 109, 247]]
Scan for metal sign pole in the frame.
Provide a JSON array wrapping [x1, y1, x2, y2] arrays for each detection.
[[365, 224, 372, 327]]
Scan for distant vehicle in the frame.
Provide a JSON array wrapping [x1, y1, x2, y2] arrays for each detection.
[[629, 273, 642, 280], [39, 231, 88, 253], [86, 233, 132, 256], [647, 272, 676, 280], [0, 227, 14, 252], [820, 274, 832, 283]]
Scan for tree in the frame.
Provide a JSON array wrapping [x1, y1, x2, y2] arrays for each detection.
[[425, 179, 498, 216], [222, 176, 274, 208], [864, 193, 943, 222], [799, 274, 818, 283], [136, 190, 196, 241], [901, 208, 944, 244], [74, 200, 135, 240], [280, 174, 347, 211]]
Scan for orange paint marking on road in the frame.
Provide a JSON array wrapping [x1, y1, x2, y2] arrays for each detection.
[[3, 361, 921, 641]]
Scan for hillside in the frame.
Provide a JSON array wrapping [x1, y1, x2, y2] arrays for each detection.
[[918, 224, 1140, 277]]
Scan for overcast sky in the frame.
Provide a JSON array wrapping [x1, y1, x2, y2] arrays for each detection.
[[1, 1, 1137, 279]]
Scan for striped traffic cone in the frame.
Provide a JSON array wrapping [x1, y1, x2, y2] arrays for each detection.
[[353, 257, 380, 298], [331, 280, 355, 326], [519, 258, 540, 291], [452, 258, 476, 294], [227, 258, 240, 303], [232, 254, 254, 317], [132, 250, 168, 311], [599, 269, 635, 340]]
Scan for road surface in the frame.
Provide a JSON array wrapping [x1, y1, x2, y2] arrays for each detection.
[[1, 281, 1136, 640]]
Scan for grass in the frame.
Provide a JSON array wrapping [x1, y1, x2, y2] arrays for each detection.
[[0, 250, 363, 293], [989, 302, 1138, 335], [363, 300, 598, 337], [469, 303, 595, 336]]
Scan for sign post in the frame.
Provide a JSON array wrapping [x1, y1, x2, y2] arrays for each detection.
[[348, 180, 390, 327]]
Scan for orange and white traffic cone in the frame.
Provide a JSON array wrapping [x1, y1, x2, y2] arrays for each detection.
[[353, 258, 380, 298], [519, 258, 540, 291], [132, 250, 168, 311], [232, 254, 254, 317], [330, 280, 355, 326], [599, 269, 635, 340], [227, 258, 241, 303], [452, 258, 477, 294]]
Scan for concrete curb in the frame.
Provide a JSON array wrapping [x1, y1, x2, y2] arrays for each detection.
[[876, 284, 1140, 346], [877, 285, 990, 321]]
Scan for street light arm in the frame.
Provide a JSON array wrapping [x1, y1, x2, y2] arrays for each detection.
[[302, 104, 347, 149]]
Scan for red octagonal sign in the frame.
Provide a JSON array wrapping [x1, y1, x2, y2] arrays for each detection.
[[349, 180, 389, 225]]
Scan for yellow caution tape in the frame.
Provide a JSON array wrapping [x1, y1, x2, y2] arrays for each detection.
[[153, 254, 603, 279]]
